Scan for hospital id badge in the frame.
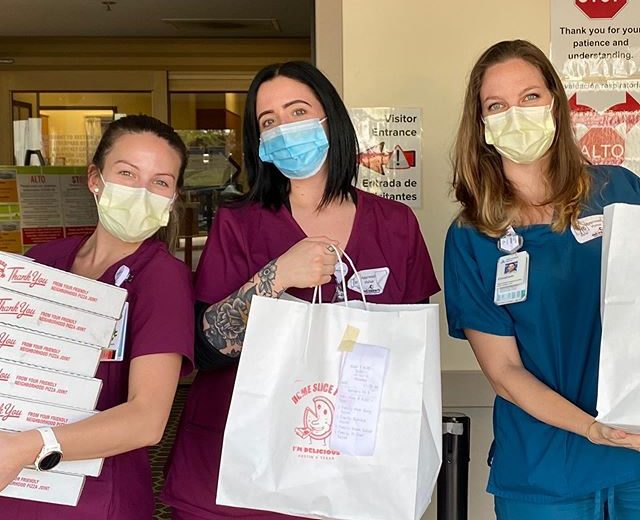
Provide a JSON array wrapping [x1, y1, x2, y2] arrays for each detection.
[[101, 302, 128, 361], [494, 252, 529, 306]]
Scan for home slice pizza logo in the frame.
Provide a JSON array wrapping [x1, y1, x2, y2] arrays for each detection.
[[291, 381, 340, 459], [296, 396, 334, 441]]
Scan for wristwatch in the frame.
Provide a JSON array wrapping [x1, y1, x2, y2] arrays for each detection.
[[34, 427, 63, 471]]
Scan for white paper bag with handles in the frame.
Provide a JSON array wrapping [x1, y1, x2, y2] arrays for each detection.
[[597, 203, 640, 433], [217, 253, 442, 520]]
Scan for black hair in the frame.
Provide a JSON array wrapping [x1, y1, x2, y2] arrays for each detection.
[[91, 114, 188, 250], [92, 114, 188, 189], [242, 61, 358, 209]]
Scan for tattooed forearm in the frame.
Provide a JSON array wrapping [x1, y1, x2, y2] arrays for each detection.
[[203, 284, 255, 357], [257, 259, 279, 296], [202, 259, 284, 357]]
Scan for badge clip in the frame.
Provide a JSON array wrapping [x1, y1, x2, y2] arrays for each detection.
[[114, 265, 131, 287], [497, 226, 523, 255]]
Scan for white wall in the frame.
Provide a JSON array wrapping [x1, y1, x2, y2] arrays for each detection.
[[321, 0, 550, 371], [315, 2, 552, 518]]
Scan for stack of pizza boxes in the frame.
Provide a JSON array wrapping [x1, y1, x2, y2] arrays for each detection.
[[0, 252, 127, 506]]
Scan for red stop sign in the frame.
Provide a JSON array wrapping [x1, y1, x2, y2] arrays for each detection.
[[575, 0, 627, 19], [579, 127, 625, 165]]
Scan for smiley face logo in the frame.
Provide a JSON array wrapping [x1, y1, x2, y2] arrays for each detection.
[[295, 396, 335, 443]]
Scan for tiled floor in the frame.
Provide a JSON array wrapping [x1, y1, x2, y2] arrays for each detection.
[[150, 384, 189, 519]]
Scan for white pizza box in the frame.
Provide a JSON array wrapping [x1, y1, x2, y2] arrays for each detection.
[[0, 359, 102, 410], [0, 287, 117, 348], [0, 253, 34, 263], [0, 252, 127, 320], [0, 393, 95, 431], [0, 324, 101, 377], [54, 457, 103, 478], [0, 468, 85, 506], [0, 428, 103, 477]]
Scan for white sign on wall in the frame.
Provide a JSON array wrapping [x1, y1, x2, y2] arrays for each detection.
[[551, 0, 640, 89], [349, 108, 422, 208], [551, 0, 640, 175]]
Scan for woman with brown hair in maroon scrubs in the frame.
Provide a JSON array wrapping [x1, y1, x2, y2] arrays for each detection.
[[0, 115, 194, 519]]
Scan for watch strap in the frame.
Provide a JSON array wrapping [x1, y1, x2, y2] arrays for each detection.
[[35, 427, 63, 471], [37, 427, 61, 452]]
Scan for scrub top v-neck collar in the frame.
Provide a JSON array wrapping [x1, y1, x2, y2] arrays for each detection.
[[64, 234, 150, 286], [281, 190, 362, 257]]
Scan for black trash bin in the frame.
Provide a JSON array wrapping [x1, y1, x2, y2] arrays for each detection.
[[437, 413, 471, 520]]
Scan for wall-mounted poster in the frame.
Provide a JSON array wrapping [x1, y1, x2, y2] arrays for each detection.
[[551, 0, 639, 86], [569, 91, 640, 173], [551, 0, 640, 175], [11, 166, 97, 252], [349, 108, 422, 208], [0, 168, 21, 253]]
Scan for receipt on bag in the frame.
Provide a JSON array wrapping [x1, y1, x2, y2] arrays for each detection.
[[330, 343, 389, 456]]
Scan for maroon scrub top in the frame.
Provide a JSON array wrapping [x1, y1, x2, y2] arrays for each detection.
[[162, 189, 440, 519], [0, 235, 195, 519]]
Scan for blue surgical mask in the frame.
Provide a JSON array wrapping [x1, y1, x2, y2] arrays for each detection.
[[258, 118, 329, 179]]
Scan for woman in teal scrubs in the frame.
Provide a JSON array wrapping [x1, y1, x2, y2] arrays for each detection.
[[444, 39, 640, 519]]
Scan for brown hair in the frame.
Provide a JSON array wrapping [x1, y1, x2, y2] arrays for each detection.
[[451, 39, 590, 237], [91, 115, 187, 251]]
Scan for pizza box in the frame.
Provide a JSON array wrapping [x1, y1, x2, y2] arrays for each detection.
[[0, 288, 117, 348], [54, 457, 103, 478], [0, 393, 95, 431], [0, 252, 127, 320], [0, 468, 85, 506], [0, 324, 101, 377], [0, 359, 101, 410]]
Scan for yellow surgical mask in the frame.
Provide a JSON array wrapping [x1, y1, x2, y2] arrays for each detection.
[[483, 102, 555, 164], [94, 175, 174, 243]]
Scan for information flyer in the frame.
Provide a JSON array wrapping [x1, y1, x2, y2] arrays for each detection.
[[17, 169, 65, 246], [551, 0, 640, 174], [349, 108, 422, 208], [0, 166, 98, 252], [551, 0, 639, 86], [0, 168, 22, 253]]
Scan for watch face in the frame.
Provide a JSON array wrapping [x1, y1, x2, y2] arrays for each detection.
[[39, 452, 62, 471]]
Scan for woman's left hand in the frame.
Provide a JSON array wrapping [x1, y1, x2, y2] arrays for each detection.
[[0, 430, 38, 492], [589, 422, 640, 450]]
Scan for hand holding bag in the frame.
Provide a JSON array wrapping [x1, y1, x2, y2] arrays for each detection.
[[217, 250, 442, 520]]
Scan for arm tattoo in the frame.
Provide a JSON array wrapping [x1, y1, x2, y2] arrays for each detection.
[[203, 259, 284, 358], [258, 259, 279, 296]]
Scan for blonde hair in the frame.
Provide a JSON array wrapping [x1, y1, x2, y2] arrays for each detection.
[[452, 40, 591, 237]]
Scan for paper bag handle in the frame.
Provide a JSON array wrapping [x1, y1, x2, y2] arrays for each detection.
[[311, 246, 368, 309]]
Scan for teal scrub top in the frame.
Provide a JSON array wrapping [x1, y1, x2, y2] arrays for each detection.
[[444, 165, 640, 503]]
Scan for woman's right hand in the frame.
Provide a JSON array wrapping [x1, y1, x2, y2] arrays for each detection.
[[276, 236, 339, 290]]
